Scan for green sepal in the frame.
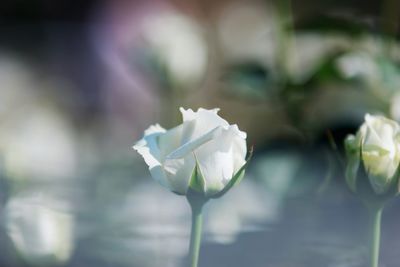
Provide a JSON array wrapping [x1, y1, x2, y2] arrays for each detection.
[[211, 146, 253, 199], [344, 134, 361, 193], [188, 161, 206, 194], [345, 155, 360, 193]]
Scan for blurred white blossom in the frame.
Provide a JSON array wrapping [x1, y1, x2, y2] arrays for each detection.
[[2, 105, 77, 181], [0, 56, 38, 119], [289, 33, 350, 83], [141, 10, 208, 88], [4, 194, 75, 266], [336, 52, 379, 81], [217, 2, 278, 68]]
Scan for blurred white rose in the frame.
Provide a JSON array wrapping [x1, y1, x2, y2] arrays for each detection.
[[217, 2, 277, 66], [0, 56, 37, 119], [2, 105, 77, 181], [4, 194, 74, 266], [345, 114, 400, 194], [336, 52, 379, 81], [134, 107, 247, 197], [141, 11, 208, 88]]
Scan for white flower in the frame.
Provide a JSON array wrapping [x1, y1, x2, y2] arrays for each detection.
[[133, 107, 248, 197], [345, 114, 400, 194], [2, 105, 77, 181], [142, 11, 208, 88], [4, 195, 74, 266]]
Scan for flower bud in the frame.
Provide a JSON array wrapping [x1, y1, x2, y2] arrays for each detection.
[[344, 114, 400, 197]]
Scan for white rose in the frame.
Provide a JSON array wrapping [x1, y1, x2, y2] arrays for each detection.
[[345, 114, 400, 194], [133, 107, 248, 197], [5, 195, 74, 266]]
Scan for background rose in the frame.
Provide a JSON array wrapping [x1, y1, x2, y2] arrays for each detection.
[[345, 114, 400, 195], [133, 107, 247, 197]]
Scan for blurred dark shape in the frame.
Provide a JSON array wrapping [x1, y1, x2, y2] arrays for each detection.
[[298, 13, 379, 35], [0, 0, 96, 22], [221, 62, 272, 100]]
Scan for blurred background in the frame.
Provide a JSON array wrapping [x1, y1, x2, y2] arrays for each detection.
[[1, 0, 400, 266]]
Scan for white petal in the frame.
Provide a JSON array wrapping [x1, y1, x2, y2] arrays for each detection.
[[163, 155, 196, 194], [180, 107, 219, 121], [144, 124, 166, 136], [166, 126, 223, 159], [198, 149, 233, 194], [179, 107, 229, 141], [364, 114, 398, 152], [363, 152, 397, 194], [158, 123, 186, 160], [133, 124, 169, 187], [359, 114, 400, 193], [230, 125, 247, 173], [156, 121, 198, 193], [133, 124, 166, 169], [195, 125, 247, 195], [364, 115, 385, 148]]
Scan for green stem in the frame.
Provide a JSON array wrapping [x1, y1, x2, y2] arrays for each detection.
[[276, 0, 294, 80], [188, 199, 206, 267], [369, 207, 383, 267]]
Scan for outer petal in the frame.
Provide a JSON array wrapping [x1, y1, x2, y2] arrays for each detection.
[[195, 125, 247, 196], [360, 114, 400, 193], [166, 126, 223, 159], [230, 124, 247, 173], [363, 151, 397, 194], [163, 155, 196, 194], [158, 122, 189, 160], [157, 121, 197, 194], [179, 107, 229, 141], [133, 124, 165, 168], [363, 114, 397, 152], [133, 124, 168, 187]]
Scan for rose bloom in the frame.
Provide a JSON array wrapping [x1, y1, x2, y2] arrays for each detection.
[[134, 108, 247, 197], [345, 114, 400, 194]]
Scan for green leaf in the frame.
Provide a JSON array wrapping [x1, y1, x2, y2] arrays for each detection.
[[211, 147, 253, 199]]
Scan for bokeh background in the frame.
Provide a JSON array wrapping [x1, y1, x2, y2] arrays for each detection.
[[1, 0, 400, 266]]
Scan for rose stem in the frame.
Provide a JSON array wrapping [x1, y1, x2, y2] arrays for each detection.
[[369, 207, 383, 267], [276, 0, 295, 81], [188, 199, 206, 267]]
